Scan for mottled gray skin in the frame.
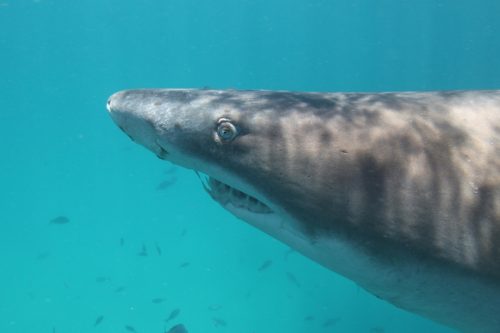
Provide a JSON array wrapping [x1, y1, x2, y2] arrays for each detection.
[[107, 89, 500, 333]]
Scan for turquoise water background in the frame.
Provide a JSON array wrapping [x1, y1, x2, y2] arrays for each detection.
[[1, 1, 500, 332]]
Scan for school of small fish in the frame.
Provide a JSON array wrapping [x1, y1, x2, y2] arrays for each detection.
[[42, 166, 385, 332]]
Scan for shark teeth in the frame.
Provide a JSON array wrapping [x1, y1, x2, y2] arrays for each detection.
[[197, 172, 272, 214]]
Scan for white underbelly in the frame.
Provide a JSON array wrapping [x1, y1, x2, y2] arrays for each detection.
[[225, 202, 500, 333]]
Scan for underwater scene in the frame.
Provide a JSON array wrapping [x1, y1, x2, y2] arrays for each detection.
[[1, 1, 500, 332]]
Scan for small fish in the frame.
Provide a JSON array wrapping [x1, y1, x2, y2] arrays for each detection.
[[114, 286, 126, 293], [125, 325, 137, 332], [180, 228, 187, 237], [165, 308, 180, 322], [304, 315, 314, 321], [165, 324, 188, 333], [152, 297, 166, 304], [155, 242, 162, 256], [120, 237, 125, 247], [322, 317, 340, 328], [178, 262, 190, 268], [163, 165, 177, 175], [286, 272, 300, 288], [212, 317, 227, 327], [50, 216, 69, 224], [156, 177, 177, 190], [36, 252, 50, 260], [138, 243, 148, 256], [258, 259, 272, 272], [52, 327, 56, 333], [95, 276, 110, 283], [370, 327, 385, 333], [208, 304, 222, 311], [94, 315, 104, 326]]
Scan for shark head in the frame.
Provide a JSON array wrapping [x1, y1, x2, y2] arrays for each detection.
[[107, 89, 315, 241], [106, 88, 400, 286]]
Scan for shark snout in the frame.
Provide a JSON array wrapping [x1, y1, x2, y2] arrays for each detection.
[[106, 97, 112, 112], [106, 90, 168, 159], [106, 91, 134, 136], [106, 90, 127, 114]]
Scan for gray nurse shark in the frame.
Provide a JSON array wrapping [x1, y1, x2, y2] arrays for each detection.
[[107, 89, 500, 333]]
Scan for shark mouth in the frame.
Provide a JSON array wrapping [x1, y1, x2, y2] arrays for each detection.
[[198, 173, 273, 214]]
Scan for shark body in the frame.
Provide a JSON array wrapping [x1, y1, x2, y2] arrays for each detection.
[[107, 89, 500, 332]]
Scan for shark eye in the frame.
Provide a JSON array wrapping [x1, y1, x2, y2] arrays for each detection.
[[216, 119, 238, 142]]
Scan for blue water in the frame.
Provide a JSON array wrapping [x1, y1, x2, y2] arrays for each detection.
[[1, 1, 500, 332]]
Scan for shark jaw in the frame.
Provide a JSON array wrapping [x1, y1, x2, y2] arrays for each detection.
[[195, 173, 293, 244], [199, 175, 273, 215]]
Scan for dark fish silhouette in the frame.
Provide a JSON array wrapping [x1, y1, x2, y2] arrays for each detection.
[[165, 324, 187, 333], [94, 315, 104, 326], [50, 216, 69, 224], [180, 228, 187, 237], [120, 237, 125, 247], [163, 165, 177, 175], [165, 308, 180, 322], [156, 177, 177, 190], [155, 242, 162, 256], [178, 262, 190, 268], [208, 304, 222, 311], [322, 317, 340, 328], [258, 260, 272, 272], [212, 317, 227, 327], [114, 286, 126, 293], [152, 297, 166, 304], [138, 243, 148, 256], [125, 325, 137, 332], [95, 276, 110, 283], [286, 272, 300, 287], [304, 315, 314, 321], [36, 252, 50, 260]]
